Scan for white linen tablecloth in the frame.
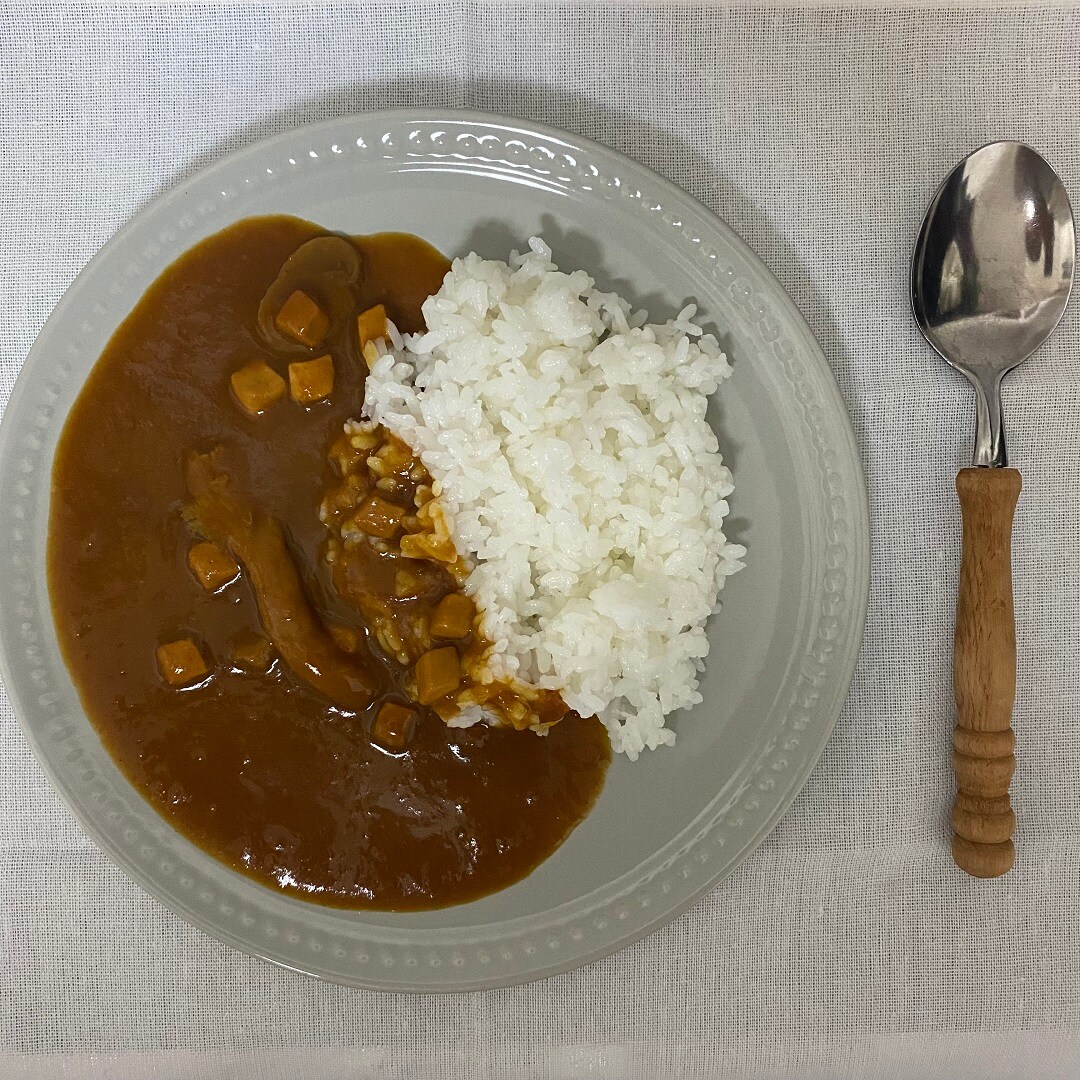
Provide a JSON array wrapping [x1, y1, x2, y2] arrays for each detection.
[[2, 2, 1079, 1077]]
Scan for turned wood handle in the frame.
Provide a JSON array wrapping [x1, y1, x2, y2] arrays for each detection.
[[952, 467, 1020, 877]]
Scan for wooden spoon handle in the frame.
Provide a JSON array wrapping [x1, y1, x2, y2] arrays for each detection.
[[952, 467, 1020, 877]]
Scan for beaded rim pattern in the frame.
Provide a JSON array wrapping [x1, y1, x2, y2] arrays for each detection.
[[0, 111, 869, 992]]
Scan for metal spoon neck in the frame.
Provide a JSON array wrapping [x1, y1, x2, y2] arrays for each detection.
[[970, 372, 1007, 468]]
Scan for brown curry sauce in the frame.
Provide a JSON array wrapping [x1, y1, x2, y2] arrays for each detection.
[[48, 215, 609, 911]]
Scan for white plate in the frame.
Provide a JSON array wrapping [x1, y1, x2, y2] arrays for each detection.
[[0, 110, 868, 991]]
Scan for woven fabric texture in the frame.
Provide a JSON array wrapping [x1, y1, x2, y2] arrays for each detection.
[[1, 3, 1079, 1077]]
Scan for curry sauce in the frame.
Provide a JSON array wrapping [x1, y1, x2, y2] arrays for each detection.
[[48, 215, 609, 911]]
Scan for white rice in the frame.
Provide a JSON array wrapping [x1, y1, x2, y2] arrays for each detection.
[[364, 238, 745, 758]]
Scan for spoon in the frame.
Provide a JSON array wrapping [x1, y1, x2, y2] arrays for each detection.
[[912, 141, 1075, 878]]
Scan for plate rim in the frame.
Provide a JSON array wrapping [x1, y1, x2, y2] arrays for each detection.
[[0, 107, 869, 992]]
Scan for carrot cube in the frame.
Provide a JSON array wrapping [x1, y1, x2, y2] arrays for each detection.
[[187, 541, 239, 592], [275, 289, 330, 348], [372, 701, 417, 750], [356, 304, 387, 348], [431, 592, 474, 640], [231, 360, 286, 415], [288, 353, 335, 404], [156, 639, 209, 687], [415, 646, 461, 705]]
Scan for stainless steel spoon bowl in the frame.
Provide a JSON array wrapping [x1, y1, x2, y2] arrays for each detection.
[[913, 141, 1075, 466], [912, 141, 1074, 877]]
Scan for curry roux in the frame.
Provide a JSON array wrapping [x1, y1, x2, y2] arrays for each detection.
[[47, 215, 610, 911]]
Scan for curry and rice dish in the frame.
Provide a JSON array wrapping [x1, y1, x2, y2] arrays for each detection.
[[48, 215, 743, 910]]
